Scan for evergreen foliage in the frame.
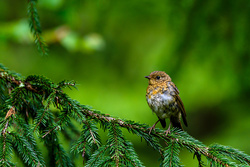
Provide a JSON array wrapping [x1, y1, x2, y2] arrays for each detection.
[[27, 0, 48, 56], [0, 64, 250, 166], [162, 140, 182, 167]]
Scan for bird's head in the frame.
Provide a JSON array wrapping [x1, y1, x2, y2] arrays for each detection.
[[145, 71, 171, 85]]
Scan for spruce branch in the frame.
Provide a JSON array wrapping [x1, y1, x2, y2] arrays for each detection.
[[193, 151, 205, 167], [27, 0, 48, 56], [84, 122, 144, 167], [162, 140, 182, 167], [85, 144, 110, 167], [208, 144, 250, 166], [42, 125, 73, 167], [11, 133, 43, 167], [13, 117, 45, 166], [0, 64, 250, 166], [0, 133, 14, 167], [33, 108, 47, 132]]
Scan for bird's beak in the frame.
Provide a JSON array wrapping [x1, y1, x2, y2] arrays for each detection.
[[145, 76, 150, 79]]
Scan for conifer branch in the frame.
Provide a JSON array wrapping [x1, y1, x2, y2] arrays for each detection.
[[0, 64, 250, 166], [0, 133, 14, 166], [33, 108, 47, 132], [0, 120, 10, 165], [27, 0, 48, 56], [11, 133, 42, 167], [14, 117, 45, 166], [163, 140, 182, 167], [209, 144, 250, 165], [71, 119, 101, 165], [1, 120, 9, 137]]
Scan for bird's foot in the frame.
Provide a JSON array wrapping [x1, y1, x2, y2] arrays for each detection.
[[148, 119, 160, 134], [165, 129, 171, 136], [148, 125, 155, 135], [165, 124, 171, 136]]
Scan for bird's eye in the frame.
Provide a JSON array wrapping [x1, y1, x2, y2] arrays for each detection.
[[156, 76, 160, 80]]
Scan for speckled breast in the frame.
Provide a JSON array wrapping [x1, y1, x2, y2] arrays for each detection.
[[146, 86, 177, 119]]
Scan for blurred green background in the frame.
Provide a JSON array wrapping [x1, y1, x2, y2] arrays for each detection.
[[1, 0, 250, 166]]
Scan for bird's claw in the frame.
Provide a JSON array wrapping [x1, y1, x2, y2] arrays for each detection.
[[165, 124, 171, 136], [148, 126, 155, 134], [165, 129, 171, 136]]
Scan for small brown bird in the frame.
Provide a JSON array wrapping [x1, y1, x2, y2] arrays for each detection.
[[145, 71, 188, 134]]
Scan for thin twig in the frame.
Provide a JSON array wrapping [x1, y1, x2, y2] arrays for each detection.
[[2, 120, 9, 136], [42, 126, 58, 138], [33, 109, 47, 132]]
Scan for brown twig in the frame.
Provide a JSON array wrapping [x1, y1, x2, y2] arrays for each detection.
[[42, 126, 58, 138]]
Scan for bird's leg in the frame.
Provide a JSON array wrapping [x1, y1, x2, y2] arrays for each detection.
[[149, 119, 160, 134], [165, 122, 172, 136]]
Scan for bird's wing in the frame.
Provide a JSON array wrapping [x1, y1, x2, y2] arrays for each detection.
[[169, 82, 188, 127]]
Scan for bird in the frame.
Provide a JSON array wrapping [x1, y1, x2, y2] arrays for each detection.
[[145, 71, 188, 134]]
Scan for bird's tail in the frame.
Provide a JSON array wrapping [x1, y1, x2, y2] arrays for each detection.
[[170, 116, 183, 130]]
